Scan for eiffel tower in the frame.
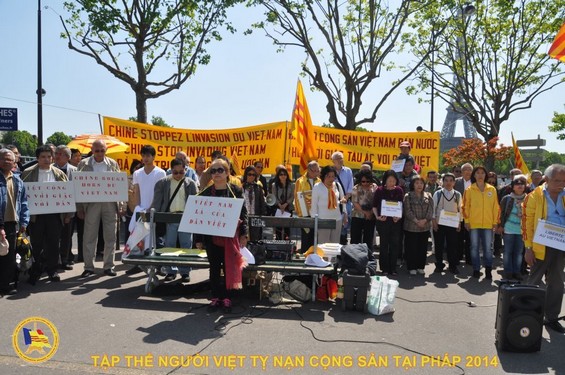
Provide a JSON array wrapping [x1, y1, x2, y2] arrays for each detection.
[[440, 101, 477, 152]]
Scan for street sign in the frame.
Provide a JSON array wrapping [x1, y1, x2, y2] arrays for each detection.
[[0, 108, 18, 131], [516, 138, 546, 147]]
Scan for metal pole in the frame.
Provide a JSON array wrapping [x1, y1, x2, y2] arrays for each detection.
[[430, 46, 435, 132], [37, 0, 43, 145]]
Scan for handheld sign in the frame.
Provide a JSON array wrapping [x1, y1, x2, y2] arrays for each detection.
[[533, 219, 565, 251], [381, 200, 403, 218], [438, 209, 460, 228], [179, 195, 244, 237], [25, 182, 76, 215], [391, 159, 406, 173], [72, 172, 128, 203]]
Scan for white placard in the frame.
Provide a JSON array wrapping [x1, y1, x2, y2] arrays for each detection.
[[275, 208, 292, 218], [179, 195, 244, 237], [72, 172, 128, 202], [438, 209, 460, 228], [25, 182, 76, 215], [391, 159, 406, 173], [533, 219, 565, 251], [381, 200, 403, 218], [297, 191, 310, 217]]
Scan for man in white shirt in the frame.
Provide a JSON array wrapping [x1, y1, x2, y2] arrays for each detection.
[[126, 145, 166, 275], [21, 145, 70, 284]]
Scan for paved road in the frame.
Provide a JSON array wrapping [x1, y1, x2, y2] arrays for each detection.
[[1, 241, 564, 375]]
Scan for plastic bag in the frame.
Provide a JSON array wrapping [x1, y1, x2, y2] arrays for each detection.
[[367, 276, 399, 315], [122, 218, 150, 260]]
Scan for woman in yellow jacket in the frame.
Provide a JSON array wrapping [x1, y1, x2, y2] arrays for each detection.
[[462, 166, 500, 280]]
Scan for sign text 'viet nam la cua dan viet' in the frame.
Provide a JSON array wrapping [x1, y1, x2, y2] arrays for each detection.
[[179, 196, 244, 238]]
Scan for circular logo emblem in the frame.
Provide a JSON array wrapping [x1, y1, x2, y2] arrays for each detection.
[[520, 327, 531, 338], [12, 317, 59, 363]]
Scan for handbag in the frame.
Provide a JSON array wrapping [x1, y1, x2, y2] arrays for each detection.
[[156, 178, 184, 237]]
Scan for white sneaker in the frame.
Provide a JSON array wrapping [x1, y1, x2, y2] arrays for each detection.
[[417, 269, 425, 275], [409, 270, 417, 275]]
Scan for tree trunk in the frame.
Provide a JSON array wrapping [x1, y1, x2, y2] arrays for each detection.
[[136, 91, 147, 124]]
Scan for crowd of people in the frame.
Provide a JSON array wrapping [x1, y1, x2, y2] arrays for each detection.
[[0, 139, 563, 333]]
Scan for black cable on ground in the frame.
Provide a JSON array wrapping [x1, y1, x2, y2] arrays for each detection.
[[290, 306, 466, 375]]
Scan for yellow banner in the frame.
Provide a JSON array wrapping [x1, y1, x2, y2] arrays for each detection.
[[103, 117, 288, 174], [289, 127, 440, 175], [103, 117, 440, 176]]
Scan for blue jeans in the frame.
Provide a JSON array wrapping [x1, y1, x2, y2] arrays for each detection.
[[503, 233, 523, 275], [162, 223, 191, 276], [469, 228, 493, 271]]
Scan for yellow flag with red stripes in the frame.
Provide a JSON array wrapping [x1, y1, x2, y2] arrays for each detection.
[[291, 80, 317, 173], [549, 22, 565, 63], [511, 133, 531, 180]]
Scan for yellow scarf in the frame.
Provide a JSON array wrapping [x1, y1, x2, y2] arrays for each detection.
[[327, 183, 337, 209]]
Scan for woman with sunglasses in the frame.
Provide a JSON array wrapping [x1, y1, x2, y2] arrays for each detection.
[[271, 167, 294, 240], [498, 175, 528, 280], [194, 158, 248, 313], [351, 170, 377, 250], [242, 166, 266, 241], [462, 166, 500, 280]]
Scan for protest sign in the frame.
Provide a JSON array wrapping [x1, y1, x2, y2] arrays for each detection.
[[72, 172, 128, 203], [179, 195, 244, 237], [24, 182, 76, 215]]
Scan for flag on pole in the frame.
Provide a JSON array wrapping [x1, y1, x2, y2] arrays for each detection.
[[511, 133, 531, 181], [291, 80, 317, 173], [549, 22, 565, 63]]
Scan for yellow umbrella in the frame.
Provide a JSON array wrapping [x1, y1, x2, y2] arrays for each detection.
[[67, 134, 129, 155]]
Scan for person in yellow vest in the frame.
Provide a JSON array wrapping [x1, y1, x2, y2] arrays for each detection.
[[294, 161, 321, 253], [522, 164, 565, 334], [462, 166, 500, 280]]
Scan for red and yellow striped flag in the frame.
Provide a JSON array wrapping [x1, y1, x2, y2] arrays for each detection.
[[511, 133, 531, 180], [291, 80, 317, 173], [549, 22, 565, 63]]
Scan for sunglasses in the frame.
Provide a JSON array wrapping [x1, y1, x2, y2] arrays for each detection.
[[361, 180, 370, 184], [93, 149, 105, 153], [247, 173, 257, 177], [172, 171, 185, 175], [210, 167, 225, 174], [255, 165, 263, 169]]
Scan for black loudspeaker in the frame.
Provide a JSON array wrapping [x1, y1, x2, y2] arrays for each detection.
[[495, 283, 545, 352]]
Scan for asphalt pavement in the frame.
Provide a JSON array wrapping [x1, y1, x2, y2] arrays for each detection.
[[1, 234, 564, 375]]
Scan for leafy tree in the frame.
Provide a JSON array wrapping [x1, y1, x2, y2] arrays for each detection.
[[442, 137, 512, 171], [128, 115, 172, 127], [250, 0, 432, 130], [408, 0, 565, 170], [548, 108, 565, 140], [61, 0, 242, 123], [1, 131, 38, 156], [46, 131, 73, 146]]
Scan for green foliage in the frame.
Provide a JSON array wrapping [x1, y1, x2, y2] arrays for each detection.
[[128, 115, 172, 127], [1, 131, 38, 156], [406, 0, 565, 142], [548, 109, 565, 140], [46, 131, 73, 146], [251, 0, 429, 130], [62, 0, 242, 123]]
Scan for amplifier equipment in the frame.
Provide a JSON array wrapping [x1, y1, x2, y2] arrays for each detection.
[[262, 240, 296, 261], [495, 283, 545, 352]]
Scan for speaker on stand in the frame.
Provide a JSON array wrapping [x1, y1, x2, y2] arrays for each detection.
[[495, 283, 545, 352]]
